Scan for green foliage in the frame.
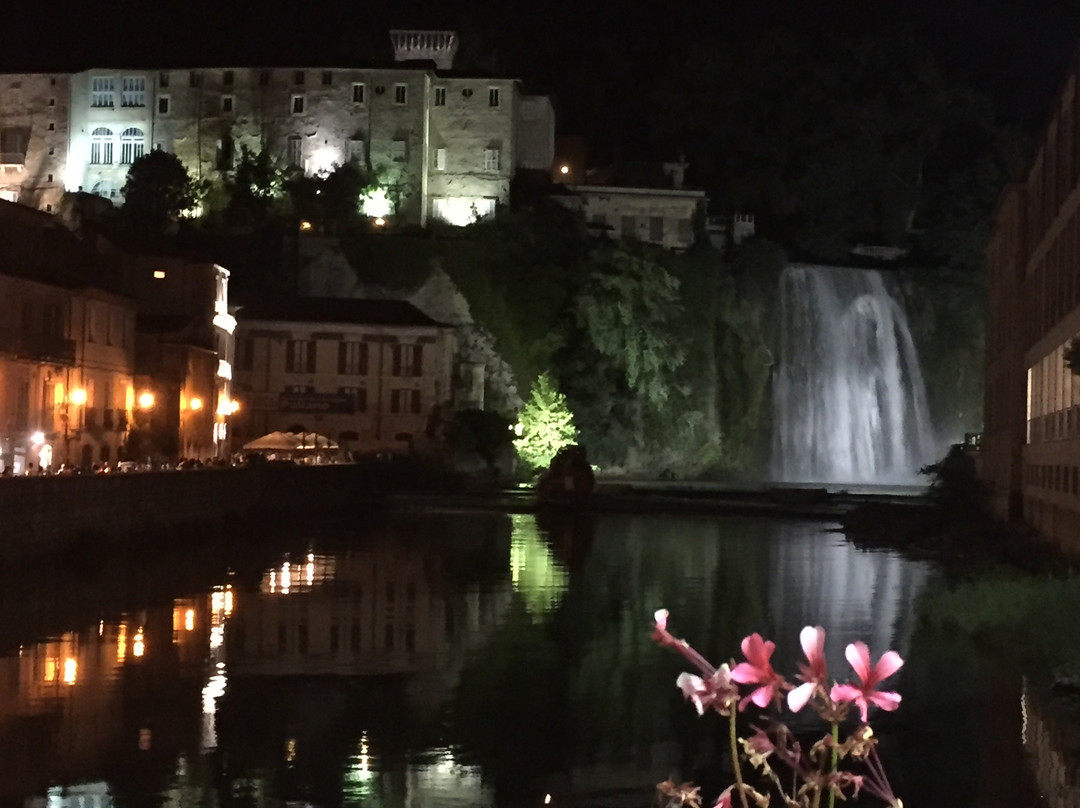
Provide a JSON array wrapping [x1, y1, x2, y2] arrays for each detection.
[[574, 250, 685, 409], [285, 160, 367, 231], [514, 374, 578, 471], [449, 408, 513, 470], [225, 146, 286, 229], [121, 150, 199, 232]]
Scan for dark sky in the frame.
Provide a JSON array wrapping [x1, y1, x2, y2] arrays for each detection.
[[5, 0, 1079, 141]]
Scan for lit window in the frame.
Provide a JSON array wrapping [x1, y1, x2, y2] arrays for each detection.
[[488, 87, 500, 107], [394, 83, 407, 105], [153, 270, 166, 279], [90, 77, 114, 108], [291, 95, 304, 114], [121, 76, 146, 107], [119, 127, 145, 164], [434, 87, 446, 106], [90, 127, 114, 165], [352, 83, 365, 104], [434, 148, 446, 171], [484, 148, 500, 172]]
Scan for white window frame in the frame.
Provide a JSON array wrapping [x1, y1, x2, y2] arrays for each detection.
[[291, 94, 305, 114], [434, 87, 447, 106], [488, 87, 501, 107], [352, 83, 365, 104], [287, 135, 303, 167], [90, 127, 114, 165], [393, 83, 407, 105], [434, 148, 446, 171], [484, 148, 500, 172], [119, 127, 145, 165], [121, 76, 146, 107], [90, 77, 115, 108]]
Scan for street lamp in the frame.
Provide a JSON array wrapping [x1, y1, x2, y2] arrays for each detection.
[[63, 388, 86, 468]]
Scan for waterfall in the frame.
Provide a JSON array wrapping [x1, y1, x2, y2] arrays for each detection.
[[771, 264, 936, 484]]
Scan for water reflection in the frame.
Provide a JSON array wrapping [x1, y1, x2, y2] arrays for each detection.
[[0, 512, 1067, 807]]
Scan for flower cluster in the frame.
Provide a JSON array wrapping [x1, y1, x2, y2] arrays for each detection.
[[653, 610, 904, 808]]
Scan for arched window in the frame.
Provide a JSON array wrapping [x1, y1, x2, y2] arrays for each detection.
[[90, 127, 113, 165], [120, 127, 145, 165]]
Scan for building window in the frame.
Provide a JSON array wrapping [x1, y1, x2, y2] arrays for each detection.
[[488, 87, 500, 107], [121, 76, 146, 107], [216, 136, 234, 171], [221, 95, 234, 113], [290, 95, 305, 114], [259, 70, 271, 86], [621, 215, 636, 237], [394, 83, 407, 104], [90, 77, 114, 108], [287, 135, 302, 166], [48, 98, 55, 107], [649, 216, 664, 242], [47, 123, 54, 131], [390, 139, 407, 162], [159, 72, 169, 88], [285, 340, 316, 373], [484, 148, 500, 171], [222, 70, 234, 86], [352, 83, 365, 104], [293, 70, 305, 86], [90, 127, 113, 165], [392, 344, 422, 377], [339, 386, 367, 412], [119, 127, 145, 164], [338, 341, 369, 375], [157, 95, 170, 115], [434, 86, 446, 106], [434, 147, 446, 171], [390, 389, 422, 414], [321, 70, 332, 86], [677, 218, 693, 244], [189, 71, 202, 88]]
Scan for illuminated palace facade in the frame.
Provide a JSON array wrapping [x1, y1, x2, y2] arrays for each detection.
[[985, 55, 1080, 551], [0, 31, 555, 226]]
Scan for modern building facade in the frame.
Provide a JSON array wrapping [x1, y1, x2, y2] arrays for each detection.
[[232, 297, 455, 455], [984, 55, 1080, 551], [0, 31, 555, 227]]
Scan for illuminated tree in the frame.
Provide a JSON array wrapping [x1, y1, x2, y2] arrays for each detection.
[[514, 373, 578, 471], [225, 146, 286, 228]]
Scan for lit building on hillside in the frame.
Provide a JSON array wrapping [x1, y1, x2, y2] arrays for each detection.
[[1, 31, 555, 227], [984, 55, 1080, 552]]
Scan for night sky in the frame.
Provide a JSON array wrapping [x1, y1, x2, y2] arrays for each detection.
[[5, 0, 1080, 151]]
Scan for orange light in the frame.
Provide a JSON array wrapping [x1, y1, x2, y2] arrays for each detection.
[[138, 392, 155, 409], [189, 397, 203, 411], [69, 388, 87, 405], [559, 164, 570, 175]]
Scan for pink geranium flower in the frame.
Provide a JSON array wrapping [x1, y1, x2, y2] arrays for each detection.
[[731, 633, 786, 710], [677, 665, 739, 716], [787, 625, 827, 713], [830, 641, 904, 723]]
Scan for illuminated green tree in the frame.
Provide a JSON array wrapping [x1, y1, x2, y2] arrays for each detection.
[[514, 373, 578, 471]]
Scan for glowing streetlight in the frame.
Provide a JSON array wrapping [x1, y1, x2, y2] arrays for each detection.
[[138, 392, 155, 409], [374, 216, 386, 227], [69, 388, 87, 405], [559, 164, 570, 175], [30, 432, 45, 445], [190, 397, 203, 411]]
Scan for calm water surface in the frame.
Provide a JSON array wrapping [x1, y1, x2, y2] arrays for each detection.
[[0, 510, 1062, 807]]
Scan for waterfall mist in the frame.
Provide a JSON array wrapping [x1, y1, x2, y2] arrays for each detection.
[[771, 264, 937, 484]]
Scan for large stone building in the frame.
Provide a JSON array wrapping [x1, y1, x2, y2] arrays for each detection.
[[984, 55, 1080, 551], [232, 297, 455, 455], [1, 31, 555, 227]]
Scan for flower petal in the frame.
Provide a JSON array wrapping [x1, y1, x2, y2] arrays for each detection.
[[750, 685, 774, 708], [830, 683, 862, 705], [800, 625, 825, 663], [787, 681, 816, 713], [845, 641, 872, 683], [870, 651, 904, 684], [867, 690, 902, 713], [655, 609, 669, 631], [730, 662, 760, 684]]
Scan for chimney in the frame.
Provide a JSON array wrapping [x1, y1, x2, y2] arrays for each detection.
[[389, 30, 459, 70]]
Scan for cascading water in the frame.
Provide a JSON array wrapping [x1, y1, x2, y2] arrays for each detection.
[[771, 264, 936, 484]]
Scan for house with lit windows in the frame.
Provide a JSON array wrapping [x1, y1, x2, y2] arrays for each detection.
[[0, 31, 554, 226], [984, 53, 1080, 552], [232, 297, 454, 455]]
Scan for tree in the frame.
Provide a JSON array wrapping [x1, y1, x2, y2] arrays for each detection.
[[514, 374, 578, 471], [121, 150, 199, 232], [225, 146, 286, 228]]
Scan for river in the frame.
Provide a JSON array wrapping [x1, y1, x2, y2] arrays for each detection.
[[0, 508, 1063, 807]]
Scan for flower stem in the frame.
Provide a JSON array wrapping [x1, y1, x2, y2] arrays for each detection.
[[827, 722, 839, 808], [728, 711, 750, 808]]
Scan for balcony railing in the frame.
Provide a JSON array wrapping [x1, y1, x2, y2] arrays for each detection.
[[0, 328, 75, 364]]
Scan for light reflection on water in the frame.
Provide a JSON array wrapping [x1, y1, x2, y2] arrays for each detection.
[[0, 512, 1062, 807]]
